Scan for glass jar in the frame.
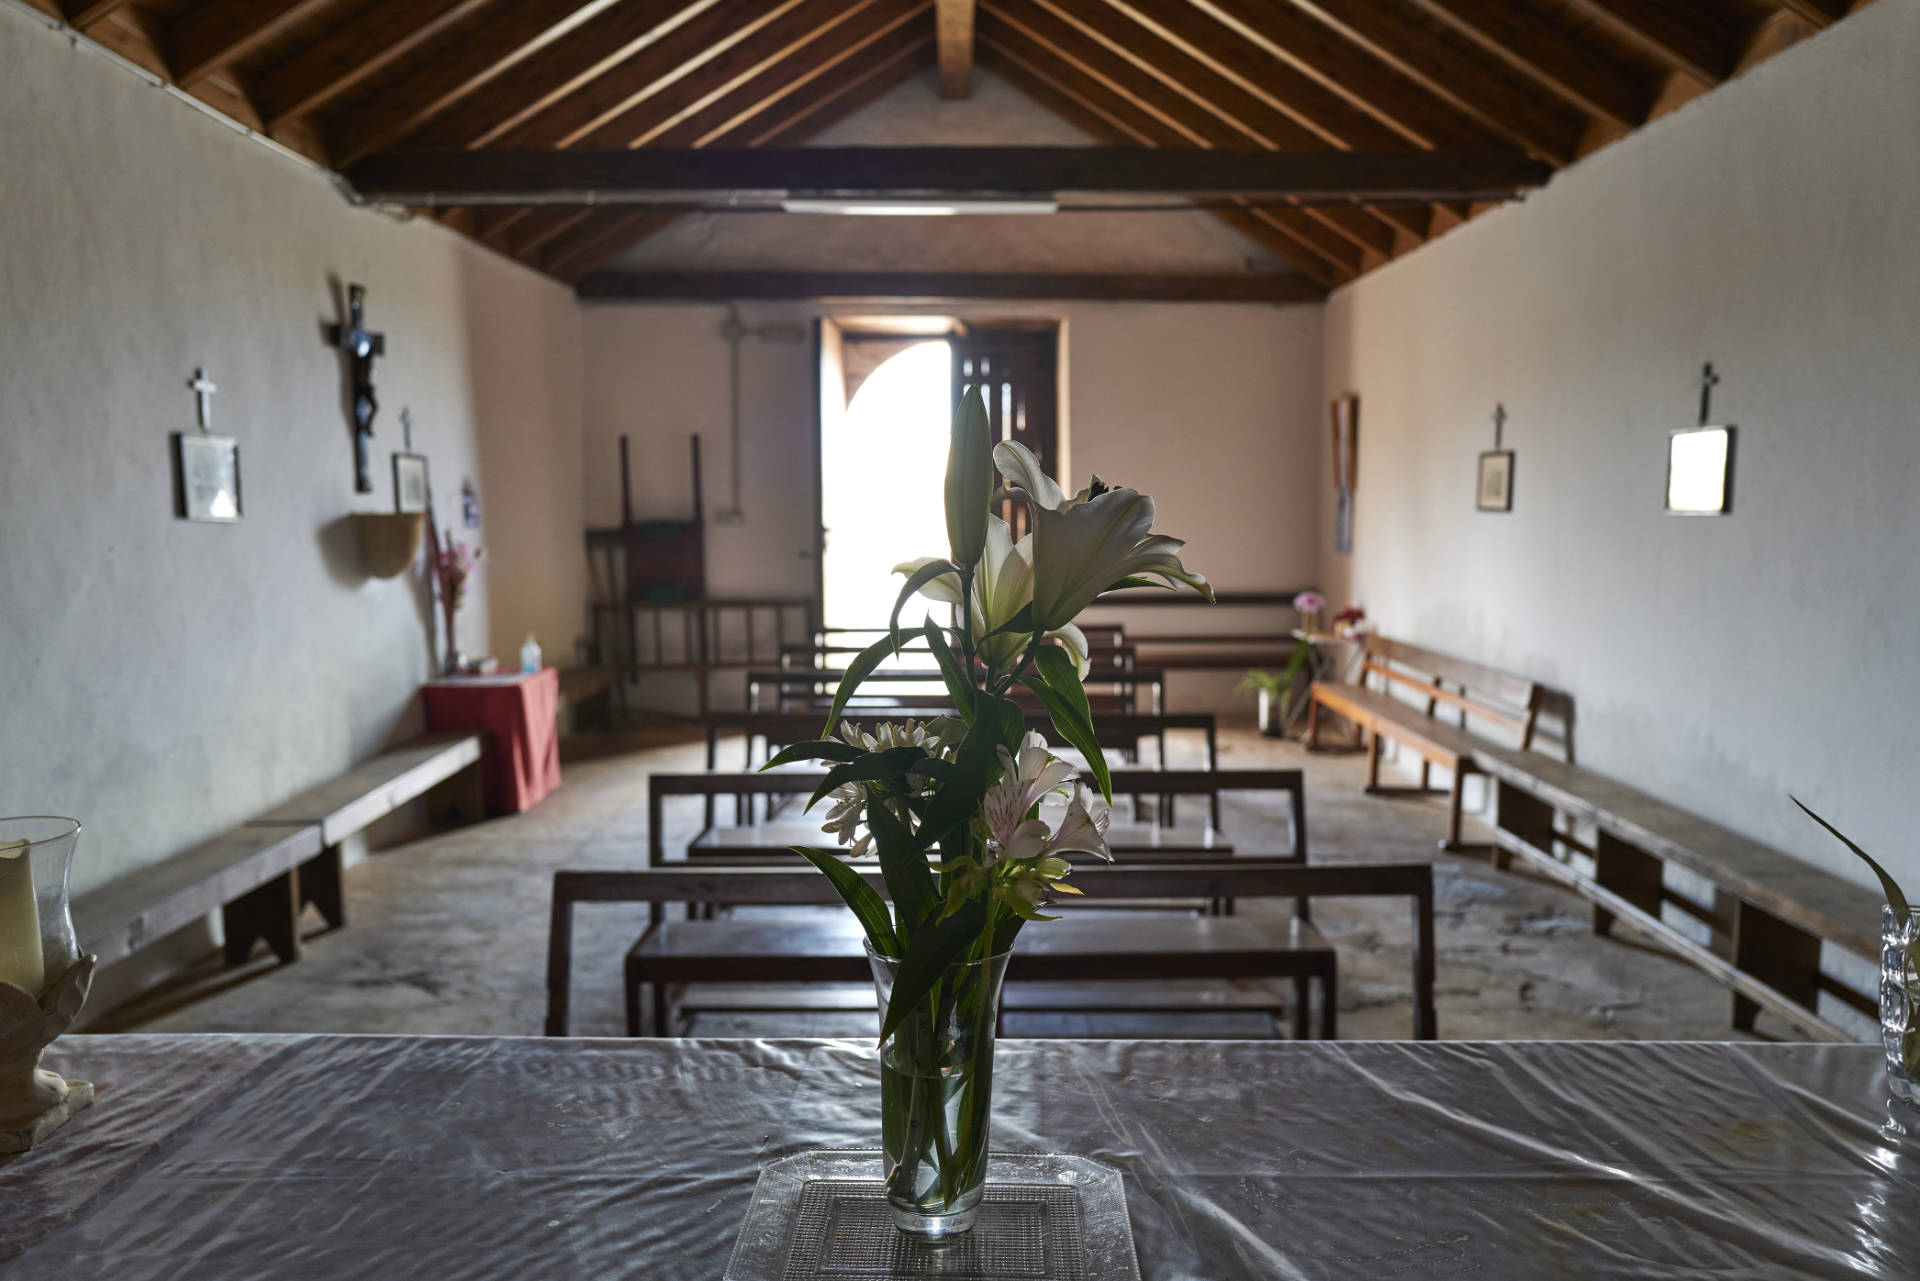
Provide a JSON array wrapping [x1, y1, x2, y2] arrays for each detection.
[[1883, 905, 1920, 1105], [867, 942, 1011, 1238], [0, 817, 82, 999]]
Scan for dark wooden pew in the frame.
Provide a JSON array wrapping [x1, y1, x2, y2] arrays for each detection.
[[1475, 746, 1880, 1042], [543, 861, 1438, 1039], [1307, 636, 1547, 851]]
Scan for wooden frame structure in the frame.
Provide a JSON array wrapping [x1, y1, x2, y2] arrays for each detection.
[[21, 0, 1872, 288]]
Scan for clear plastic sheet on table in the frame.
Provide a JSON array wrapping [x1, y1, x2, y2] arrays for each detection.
[[4, 1036, 1919, 1279]]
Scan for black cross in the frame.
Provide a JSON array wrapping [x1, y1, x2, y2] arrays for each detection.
[[1493, 403, 1507, 450], [1699, 362, 1720, 426], [326, 283, 387, 493]]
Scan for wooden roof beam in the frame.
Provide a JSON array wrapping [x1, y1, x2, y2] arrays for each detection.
[[574, 270, 1326, 302], [166, 0, 340, 90], [61, 0, 136, 29], [322, 0, 609, 166], [1774, 0, 1848, 27], [252, 0, 495, 127], [1275, 0, 1587, 161], [1562, 0, 1742, 86], [938, 0, 976, 96], [1400, 0, 1657, 131], [347, 144, 1554, 204]]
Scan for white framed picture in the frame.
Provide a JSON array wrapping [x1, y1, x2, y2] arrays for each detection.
[[175, 434, 242, 522], [393, 452, 431, 514], [1666, 426, 1735, 515], [1476, 450, 1513, 513]]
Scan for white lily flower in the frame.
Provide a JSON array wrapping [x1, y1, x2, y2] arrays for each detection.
[[982, 732, 1076, 859], [893, 517, 1087, 675], [995, 442, 1212, 631]]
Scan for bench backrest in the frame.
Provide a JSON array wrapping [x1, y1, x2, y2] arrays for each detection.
[[1360, 636, 1543, 747], [706, 712, 1217, 771], [546, 860, 1434, 1037]]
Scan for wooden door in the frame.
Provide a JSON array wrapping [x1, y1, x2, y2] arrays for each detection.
[[951, 326, 1060, 540]]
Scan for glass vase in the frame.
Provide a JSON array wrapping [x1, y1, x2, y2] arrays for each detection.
[[1882, 906, 1920, 1106], [867, 942, 1011, 1238], [0, 816, 93, 1153]]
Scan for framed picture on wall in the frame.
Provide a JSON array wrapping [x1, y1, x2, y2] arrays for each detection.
[[393, 453, 431, 514], [1665, 426, 1735, 515], [1476, 450, 1514, 512], [1330, 394, 1359, 491], [174, 433, 242, 522]]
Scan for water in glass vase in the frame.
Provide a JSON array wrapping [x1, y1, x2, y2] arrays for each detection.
[[869, 944, 1011, 1238]]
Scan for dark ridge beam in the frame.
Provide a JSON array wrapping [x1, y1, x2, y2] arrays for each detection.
[[573, 270, 1327, 303], [344, 146, 1555, 203], [938, 0, 975, 96]]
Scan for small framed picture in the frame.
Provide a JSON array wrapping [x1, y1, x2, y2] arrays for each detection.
[[1330, 394, 1359, 491], [1476, 450, 1514, 512], [393, 452, 431, 514], [1666, 426, 1735, 515], [175, 433, 242, 522]]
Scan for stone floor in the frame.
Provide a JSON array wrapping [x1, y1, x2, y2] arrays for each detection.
[[94, 726, 1799, 1044]]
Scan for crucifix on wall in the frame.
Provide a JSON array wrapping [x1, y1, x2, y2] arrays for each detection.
[[325, 283, 387, 493]]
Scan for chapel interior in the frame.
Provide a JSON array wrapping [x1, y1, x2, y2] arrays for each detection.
[[3, 0, 1915, 1272]]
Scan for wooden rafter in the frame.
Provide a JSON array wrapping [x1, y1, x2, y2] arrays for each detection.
[[166, 0, 340, 90], [61, 0, 136, 29], [253, 0, 495, 126], [1275, 0, 1586, 162], [476, 0, 924, 247], [1774, 0, 1847, 27], [538, 34, 933, 280], [322, 0, 608, 166], [399, 0, 728, 150], [973, 36, 1347, 286], [937, 0, 976, 97], [1110, 0, 1429, 240], [1193, 0, 1521, 154], [1561, 0, 1742, 85], [981, 0, 1376, 265], [1400, 0, 1656, 131]]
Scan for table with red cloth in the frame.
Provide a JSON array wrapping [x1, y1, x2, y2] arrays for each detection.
[[421, 668, 560, 813]]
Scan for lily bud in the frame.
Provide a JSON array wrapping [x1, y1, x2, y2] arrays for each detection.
[[945, 386, 993, 568]]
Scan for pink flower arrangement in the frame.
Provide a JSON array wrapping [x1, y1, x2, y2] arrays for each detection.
[[1292, 590, 1326, 615], [433, 535, 481, 613], [1332, 605, 1367, 640]]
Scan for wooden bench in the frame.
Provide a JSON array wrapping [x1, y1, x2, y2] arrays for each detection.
[[745, 668, 1166, 717], [1307, 636, 1547, 851], [73, 732, 485, 971], [704, 711, 1219, 776], [556, 665, 618, 731], [1475, 746, 1880, 1042], [543, 862, 1438, 1039], [647, 768, 1306, 866]]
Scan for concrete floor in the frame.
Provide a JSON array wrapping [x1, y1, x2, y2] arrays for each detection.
[[94, 726, 1799, 1044]]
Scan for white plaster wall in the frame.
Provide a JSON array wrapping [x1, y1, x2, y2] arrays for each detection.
[[0, 5, 584, 896], [1319, 0, 1920, 888]]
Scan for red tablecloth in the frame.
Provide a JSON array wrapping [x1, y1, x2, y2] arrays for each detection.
[[421, 668, 560, 813]]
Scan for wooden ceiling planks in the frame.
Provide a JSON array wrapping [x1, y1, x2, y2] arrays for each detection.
[[32, 0, 1875, 284]]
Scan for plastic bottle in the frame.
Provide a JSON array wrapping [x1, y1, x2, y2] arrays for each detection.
[[520, 634, 542, 674]]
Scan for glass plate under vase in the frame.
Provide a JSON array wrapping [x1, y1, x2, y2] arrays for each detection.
[[867, 941, 1011, 1238], [1883, 905, 1920, 1106]]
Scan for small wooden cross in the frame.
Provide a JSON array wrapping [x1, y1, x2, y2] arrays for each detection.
[[187, 367, 218, 432], [401, 407, 414, 451], [1699, 362, 1720, 425], [1492, 403, 1507, 450]]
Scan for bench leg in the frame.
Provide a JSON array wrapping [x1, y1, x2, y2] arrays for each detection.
[[653, 985, 672, 1038], [1732, 992, 1760, 1032], [1364, 731, 1384, 791], [223, 871, 301, 966], [300, 845, 346, 932], [1593, 904, 1617, 936], [1305, 696, 1322, 750], [1292, 975, 1310, 1040], [429, 761, 487, 827], [624, 959, 643, 1037], [1319, 965, 1338, 1040]]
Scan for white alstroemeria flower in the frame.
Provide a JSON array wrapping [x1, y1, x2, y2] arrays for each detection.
[[893, 517, 1092, 678], [1045, 784, 1113, 862], [995, 442, 1212, 631], [982, 732, 1076, 859], [819, 788, 873, 859]]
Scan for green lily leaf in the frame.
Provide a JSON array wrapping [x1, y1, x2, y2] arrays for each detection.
[[1793, 797, 1909, 919], [808, 746, 930, 811], [916, 693, 1023, 850], [820, 632, 897, 741], [878, 899, 986, 1046], [793, 846, 897, 957], [890, 558, 960, 655], [866, 795, 939, 937], [1024, 647, 1111, 802], [921, 617, 976, 725], [979, 602, 1035, 643], [761, 739, 865, 771]]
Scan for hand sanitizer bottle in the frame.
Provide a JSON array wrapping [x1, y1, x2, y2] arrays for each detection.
[[520, 634, 542, 674]]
